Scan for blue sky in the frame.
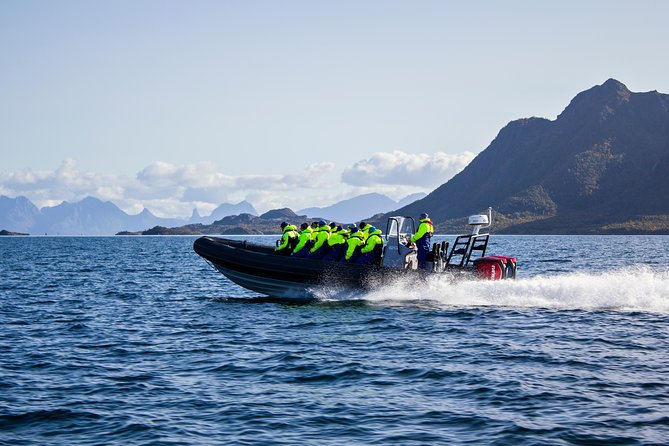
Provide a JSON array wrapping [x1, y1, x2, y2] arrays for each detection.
[[1, 0, 668, 216]]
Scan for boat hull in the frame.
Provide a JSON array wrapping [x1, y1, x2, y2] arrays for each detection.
[[210, 263, 319, 298], [193, 236, 387, 298]]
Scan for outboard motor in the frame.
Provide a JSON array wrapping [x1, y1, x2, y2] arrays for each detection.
[[469, 207, 492, 235], [473, 256, 517, 280]]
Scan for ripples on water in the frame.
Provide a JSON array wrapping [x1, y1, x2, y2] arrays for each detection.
[[1, 235, 669, 445]]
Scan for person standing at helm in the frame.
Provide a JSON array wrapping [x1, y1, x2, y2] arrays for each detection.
[[275, 221, 299, 255], [292, 222, 314, 258], [308, 220, 331, 259], [356, 226, 384, 265], [410, 212, 434, 269]]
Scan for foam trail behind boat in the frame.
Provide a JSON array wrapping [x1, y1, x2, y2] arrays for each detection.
[[313, 266, 669, 314]]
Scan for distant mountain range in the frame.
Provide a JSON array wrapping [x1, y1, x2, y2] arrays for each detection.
[[382, 79, 669, 234], [0, 192, 424, 235], [0, 196, 257, 235]]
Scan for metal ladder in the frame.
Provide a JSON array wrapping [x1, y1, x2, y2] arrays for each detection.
[[446, 234, 490, 267]]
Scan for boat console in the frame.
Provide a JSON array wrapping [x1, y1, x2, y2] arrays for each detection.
[[382, 216, 418, 269], [381, 208, 515, 279]]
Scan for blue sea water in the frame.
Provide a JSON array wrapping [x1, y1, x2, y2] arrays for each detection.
[[1, 235, 669, 445]]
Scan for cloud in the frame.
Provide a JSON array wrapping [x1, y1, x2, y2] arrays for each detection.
[[341, 150, 475, 187], [137, 161, 335, 204], [1, 159, 129, 205], [1, 159, 337, 216], [137, 161, 234, 189]]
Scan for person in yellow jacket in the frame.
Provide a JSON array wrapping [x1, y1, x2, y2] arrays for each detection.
[[323, 225, 348, 261], [359, 221, 372, 241], [410, 212, 434, 269], [356, 226, 384, 265], [308, 220, 331, 259], [292, 222, 314, 257], [275, 221, 299, 255], [342, 226, 364, 262]]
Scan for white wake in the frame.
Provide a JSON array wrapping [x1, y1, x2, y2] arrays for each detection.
[[314, 266, 669, 313]]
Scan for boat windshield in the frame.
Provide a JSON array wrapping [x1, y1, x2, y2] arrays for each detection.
[[385, 216, 415, 240]]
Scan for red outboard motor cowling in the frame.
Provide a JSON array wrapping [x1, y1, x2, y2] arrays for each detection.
[[473, 256, 517, 280]]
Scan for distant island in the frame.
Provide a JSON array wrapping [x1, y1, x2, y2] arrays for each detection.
[[116, 208, 313, 236], [0, 229, 29, 236]]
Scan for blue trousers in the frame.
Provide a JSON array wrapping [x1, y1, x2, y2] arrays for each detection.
[[323, 244, 345, 261], [355, 252, 380, 265], [308, 246, 328, 260], [416, 238, 431, 269], [293, 247, 310, 258]]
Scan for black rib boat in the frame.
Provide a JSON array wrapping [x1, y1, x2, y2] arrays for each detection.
[[193, 212, 517, 299], [193, 236, 393, 298]]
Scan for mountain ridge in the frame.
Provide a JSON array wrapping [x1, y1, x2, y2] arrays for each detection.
[[379, 78, 669, 234], [0, 192, 425, 235], [0, 196, 257, 235]]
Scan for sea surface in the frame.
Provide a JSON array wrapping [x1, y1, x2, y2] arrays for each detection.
[[1, 234, 669, 445]]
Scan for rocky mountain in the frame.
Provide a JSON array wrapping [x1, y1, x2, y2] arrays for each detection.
[[135, 208, 309, 235], [298, 192, 426, 223], [0, 196, 40, 233], [397, 192, 427, 208], [259, 208, 300, 220], [188, 200, 257, 224], [29, 197, 185, 235], [381, 79, 669, 234], [35, 197, 121, 235], [0, 196, 195, 235]]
